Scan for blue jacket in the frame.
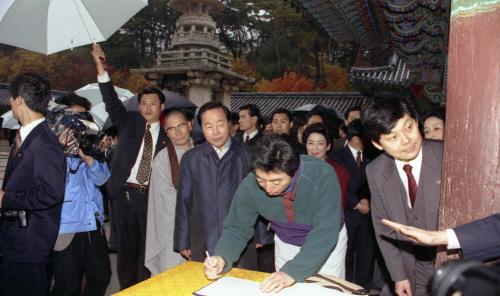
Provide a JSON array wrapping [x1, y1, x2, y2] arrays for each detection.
[[59, 157, 110, 234]]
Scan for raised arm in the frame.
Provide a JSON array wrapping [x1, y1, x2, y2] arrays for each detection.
[[91, 44, 129, 129]]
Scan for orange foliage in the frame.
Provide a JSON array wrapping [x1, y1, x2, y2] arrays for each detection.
[[322, 64, 352, 92], [0, 49, 150, 94], [255, 72, 313, 92]]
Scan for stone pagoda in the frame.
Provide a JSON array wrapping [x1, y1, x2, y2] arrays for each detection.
[[132, 0, 251, 107]]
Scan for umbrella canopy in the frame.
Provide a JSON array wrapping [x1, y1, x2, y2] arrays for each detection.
[[0, 0, 147, 55], [75, 83, 134, 106], [0, 83, 134, 130], [1, 110, 18, 129], [293, 103, 318, 112], [125, 90, 197, 111]]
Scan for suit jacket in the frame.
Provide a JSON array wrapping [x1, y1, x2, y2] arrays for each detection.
[[366, 140, 443, 287], [454, 213, 500, 262], [174, 139, 257, 263], [238, 130, 263, 147], [330, 145, 369, 225], [98, 81, 168, 198], [1, 122, 66, 263]]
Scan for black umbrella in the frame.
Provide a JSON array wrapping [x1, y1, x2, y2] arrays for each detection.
[[102, 90, 197, 129], [125, 90, 197, 111]]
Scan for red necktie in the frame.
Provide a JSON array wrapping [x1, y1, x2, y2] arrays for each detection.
[[244, 134, 249, 143], [403, 164, 417, 208], [356, 151, 362, 168]]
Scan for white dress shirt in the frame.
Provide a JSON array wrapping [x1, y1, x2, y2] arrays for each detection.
[[243, 129, 258, 141], [127, 122, 161, 185], [212, 138, 231, 159], [347, 143, 362, 163], [19, 118, 45, 143], [394, 147, 423, 209]]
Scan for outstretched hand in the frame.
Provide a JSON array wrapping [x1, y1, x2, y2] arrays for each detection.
[[381, 219, 448, 246]]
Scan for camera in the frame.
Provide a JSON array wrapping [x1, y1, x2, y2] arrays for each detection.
[[428, 260, 500, 296], [46, 106, 104, 161]]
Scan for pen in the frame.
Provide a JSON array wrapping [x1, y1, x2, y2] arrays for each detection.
[[205, 250, 215, 266]]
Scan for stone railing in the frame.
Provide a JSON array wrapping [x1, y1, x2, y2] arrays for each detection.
[[171, 31, 222, 49], [157, 49, 233, 70]]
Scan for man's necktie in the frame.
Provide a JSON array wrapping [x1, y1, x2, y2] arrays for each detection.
[[136, 124, 153, 184], [403, 164, 418, 208], [244, 134, 249, 143], [356, 151, 362, 168], [12, 131, 21, 155]]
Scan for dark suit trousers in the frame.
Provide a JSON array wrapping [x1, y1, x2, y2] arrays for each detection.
[[112, 188, 151, 289], [345, 217, 375, 289], [0, 260, 49, 296]]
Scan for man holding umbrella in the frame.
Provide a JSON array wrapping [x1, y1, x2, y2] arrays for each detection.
[[92, 44, 168, 289]]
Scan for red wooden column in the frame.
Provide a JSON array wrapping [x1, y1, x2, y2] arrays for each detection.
[[438, 0, 500, 259]]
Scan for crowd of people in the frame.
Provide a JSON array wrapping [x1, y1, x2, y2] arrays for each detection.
[[0, 43, 498, 296]]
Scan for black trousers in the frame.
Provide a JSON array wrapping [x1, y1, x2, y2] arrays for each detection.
[[50, 228, 111, 296], [345, 220, 375, 290], [112, 188, 150, 289], [0, 260, 49, 296]]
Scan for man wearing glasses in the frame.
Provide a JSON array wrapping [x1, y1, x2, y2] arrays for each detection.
[[145, 108, 195, 275]]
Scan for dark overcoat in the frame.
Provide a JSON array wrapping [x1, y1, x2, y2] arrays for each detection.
[[174, 139, 258, 267]]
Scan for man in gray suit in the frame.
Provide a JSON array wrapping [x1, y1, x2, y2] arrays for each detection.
[[361, 97, 443, 296]]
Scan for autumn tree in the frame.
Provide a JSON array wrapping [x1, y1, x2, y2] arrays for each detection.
[[255, 72, 313, 92]]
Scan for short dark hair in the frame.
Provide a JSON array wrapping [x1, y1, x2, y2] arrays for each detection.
[[271, 108, 293, 122], [422, 108, 445, 123], [361, 96, 419, 143], [252, 134, 299, 177], [345, 119, 364, 140], [344, 106, 361, 120], [240, 104, 262, 127], [229, 112, 240, 125], [55, 93, 91, 111], [137, 86, 165, 104], [197, 101, 230, 125], [239, 104, 261, 117], [301, 123, 333, 147], [305, 109, 326, 123], [164, 107, 194, 122], [9, 72, 51, 114]]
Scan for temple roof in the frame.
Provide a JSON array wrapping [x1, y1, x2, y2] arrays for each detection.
[[296, 0, 448, 104], [231, 92, 365, 117]]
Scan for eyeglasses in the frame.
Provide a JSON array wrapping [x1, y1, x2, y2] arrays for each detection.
[[165, 123, 188, 133]]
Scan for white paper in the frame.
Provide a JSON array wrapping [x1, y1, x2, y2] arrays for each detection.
[[193, 276, 352, 296]]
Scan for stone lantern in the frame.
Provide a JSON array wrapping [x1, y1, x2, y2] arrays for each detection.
[[132, 0, 252, 107]]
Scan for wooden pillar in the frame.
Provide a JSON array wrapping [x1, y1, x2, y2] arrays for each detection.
[[438, 0, 500, 261]]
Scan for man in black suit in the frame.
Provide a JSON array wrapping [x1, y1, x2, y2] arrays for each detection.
[[0, 73, 66, 296], [238, 104, 263, 146], [330, 119, 374, 289], [92, 44, 168, 289], [382, 214, 500, 262]]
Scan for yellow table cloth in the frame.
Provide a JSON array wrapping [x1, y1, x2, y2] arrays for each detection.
[[114, 261, 268, 296]]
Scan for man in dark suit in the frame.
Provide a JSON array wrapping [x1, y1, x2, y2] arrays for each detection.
[[238, 104, 263, 146], [382, 213, 500, 262], [174, 102, 259, 269], [362, 97, 443, 296], [92, 44, 168, 289], [330, 119, 374, 289], [0, 73, 66, 296]]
